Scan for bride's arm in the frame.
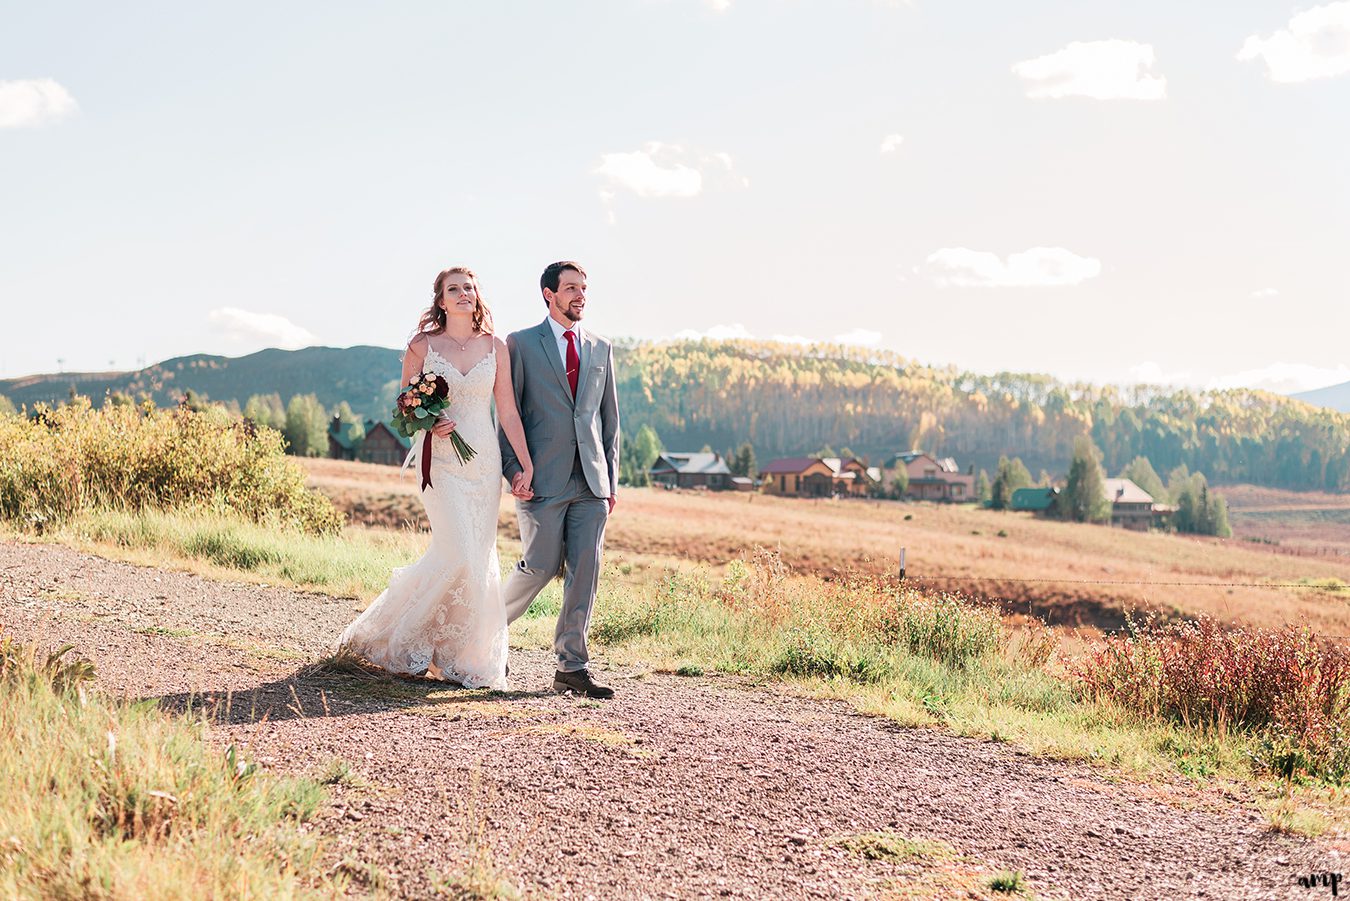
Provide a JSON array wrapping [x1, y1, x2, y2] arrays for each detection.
[[401, 335, 427, 386], [493, 336, 534, 483]]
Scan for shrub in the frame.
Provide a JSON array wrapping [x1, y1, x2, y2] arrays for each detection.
[[1078, 616, 1350, 779], [0, 397, 341, 535], [771, 627, 887, 683], [880, 591, 1003, 668]]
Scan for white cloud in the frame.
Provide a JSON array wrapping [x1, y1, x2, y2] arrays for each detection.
[[1238, 2, 1350, 83], [879, 133, 905, 154], [671, 323, 754, 341], [833, 328, 883, 347], [208, 308, 319, 350], [594, 143, 703, 199], [1208, 363, 1350, 395], [0, 78, 78, 128], [593, 142, 745, 222], [666, 326, 880, 347], [1012, 40, 1167, 100], [1250, 287, 1280, 300], [926, 246, 1102, 288], [704, 0, 731, 12]]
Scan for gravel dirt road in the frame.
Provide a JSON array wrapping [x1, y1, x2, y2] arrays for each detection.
[[1, 539, 1343, 899]]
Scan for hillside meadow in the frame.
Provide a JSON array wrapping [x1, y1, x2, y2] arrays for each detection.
[[300, 458, 1350, 641]]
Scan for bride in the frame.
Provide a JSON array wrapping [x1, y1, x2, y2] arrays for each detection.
[[337, 266, 534, 689]]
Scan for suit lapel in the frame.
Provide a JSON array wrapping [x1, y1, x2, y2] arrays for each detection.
[[535, 319, 574, 404]]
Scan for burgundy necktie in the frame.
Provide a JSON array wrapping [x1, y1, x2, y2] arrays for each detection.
[[564, 330, 579, 398]]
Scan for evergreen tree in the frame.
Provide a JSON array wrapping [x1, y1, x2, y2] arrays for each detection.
[[733, 442, 757, 479], [989, 456, 1032, 510], [284, 393, 329, 457], [976, 469, 991, 505], [1057, 436, 1111, 523], [1121, 455, 1166, 502], [1171, 471, 1232, 537], [0, 394, 16, 417], [815, 444, 837, 459]]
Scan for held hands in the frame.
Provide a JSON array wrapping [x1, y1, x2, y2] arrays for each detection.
[[511, 468, 535, 501], [432, 417, 457, 438]]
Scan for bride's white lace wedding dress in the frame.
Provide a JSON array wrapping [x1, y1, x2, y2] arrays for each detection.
[[337, 346, 508, 689]]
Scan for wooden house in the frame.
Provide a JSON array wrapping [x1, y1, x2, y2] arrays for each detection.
[[759, 456, 880, 498], [759, 457, 836, 497], [649, 452, 734, 490], [1103, 478, 1157, 531], [883, 451, 976, 502], [359, 420, 412, 466]]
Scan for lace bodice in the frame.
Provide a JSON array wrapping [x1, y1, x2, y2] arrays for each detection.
[[421, 346, 501, 480]]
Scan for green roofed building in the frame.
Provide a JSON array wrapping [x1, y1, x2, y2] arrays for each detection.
[[327, 417, 365, 461], [1010, 486, 1058, 512]]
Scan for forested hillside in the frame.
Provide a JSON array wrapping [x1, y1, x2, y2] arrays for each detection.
[[614, 341, 1350, 491], [0, 346, 402, 419], [4, 340, 1348, 491]]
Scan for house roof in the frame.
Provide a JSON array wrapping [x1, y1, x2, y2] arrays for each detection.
[[650, 452, 732, 476], [328, 419, 364, 451], [884, 450, 926, 468], [760, 456, 828, 475], [883, 450, 958, 473], [1103, 478, 1153, 505], [1011, 487, 1058, 511]]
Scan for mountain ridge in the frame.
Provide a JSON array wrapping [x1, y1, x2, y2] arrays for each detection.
[[4, 341, 1349, 491]]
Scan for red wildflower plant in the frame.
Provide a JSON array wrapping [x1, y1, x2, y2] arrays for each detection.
[[1078, 614, 1350, 779]]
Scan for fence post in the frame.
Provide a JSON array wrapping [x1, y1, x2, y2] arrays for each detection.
[[899, 546, 906, 582]]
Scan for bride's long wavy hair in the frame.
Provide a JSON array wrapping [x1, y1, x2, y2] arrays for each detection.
[[416, 266, 494, 337]]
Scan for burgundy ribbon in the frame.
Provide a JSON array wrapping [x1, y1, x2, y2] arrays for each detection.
[[421, 431, 433, 491]]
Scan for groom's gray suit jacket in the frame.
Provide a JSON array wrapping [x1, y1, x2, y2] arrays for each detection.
[[499, 318, 620, 499]]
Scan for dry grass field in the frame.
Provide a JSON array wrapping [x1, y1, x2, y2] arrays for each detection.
[[301, 458, 1350, 640], [1224, 483, 1350, 558]]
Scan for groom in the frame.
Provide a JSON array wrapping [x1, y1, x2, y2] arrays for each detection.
[[499, 260, 620, 699]]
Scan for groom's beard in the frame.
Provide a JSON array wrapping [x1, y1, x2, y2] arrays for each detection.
[[560, 305, 583, 323]]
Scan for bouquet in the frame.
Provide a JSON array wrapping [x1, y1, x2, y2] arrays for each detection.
[[392, 372, 475, 489]]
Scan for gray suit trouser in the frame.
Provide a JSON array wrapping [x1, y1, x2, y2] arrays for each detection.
[[502, 462, 608, 673]]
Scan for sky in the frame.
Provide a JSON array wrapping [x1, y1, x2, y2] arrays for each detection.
[[2, 1, 1348, 394]]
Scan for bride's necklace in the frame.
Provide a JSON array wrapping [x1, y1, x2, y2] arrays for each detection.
[[442, 329, 480, 352]]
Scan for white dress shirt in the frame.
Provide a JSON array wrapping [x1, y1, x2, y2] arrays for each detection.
[[546, 315, 582, 373]]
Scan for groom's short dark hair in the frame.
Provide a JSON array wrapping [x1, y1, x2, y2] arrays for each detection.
[[541, 261, 586, 299]]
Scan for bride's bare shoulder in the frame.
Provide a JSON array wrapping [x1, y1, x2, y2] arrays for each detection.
[[405, 333, 431, 359]]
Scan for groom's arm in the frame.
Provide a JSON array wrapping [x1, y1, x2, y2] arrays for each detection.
[[600, 341, 620, 499], [499, 332, 526, 483]]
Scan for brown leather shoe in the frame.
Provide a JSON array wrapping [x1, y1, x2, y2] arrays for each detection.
[[553, 669, 614, 700]]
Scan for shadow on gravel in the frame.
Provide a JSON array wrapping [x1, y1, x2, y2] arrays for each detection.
[[143, 657, 551, 726]]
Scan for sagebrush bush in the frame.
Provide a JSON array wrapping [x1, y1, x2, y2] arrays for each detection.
[[0, 397, 341, 535], [1078, 616, 1350, 779]]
